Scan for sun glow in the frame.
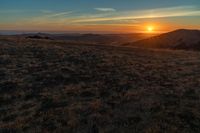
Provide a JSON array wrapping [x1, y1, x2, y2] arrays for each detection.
[[147, 26, 154, 32]]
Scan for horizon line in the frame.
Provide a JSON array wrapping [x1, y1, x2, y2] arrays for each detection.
[[0, 29, 184, 35], [0, 28, 199, 35]]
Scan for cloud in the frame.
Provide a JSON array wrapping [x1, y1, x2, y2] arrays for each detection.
[[72, 6, 200, 23], [44, 11, 74, 18], [94, 8, 116, 12], [18, 11, 74, 26]]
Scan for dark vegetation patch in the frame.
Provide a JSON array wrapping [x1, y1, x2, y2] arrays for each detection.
[[26, 35, 52, 40]]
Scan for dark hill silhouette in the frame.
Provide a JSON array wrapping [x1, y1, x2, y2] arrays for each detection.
[[125, 29, 200, 50]]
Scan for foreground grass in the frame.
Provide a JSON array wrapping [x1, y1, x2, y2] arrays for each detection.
[[0, 37, 200, 133]]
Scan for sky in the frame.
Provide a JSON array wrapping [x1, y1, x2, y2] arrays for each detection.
[[0, 0, 200, 33]]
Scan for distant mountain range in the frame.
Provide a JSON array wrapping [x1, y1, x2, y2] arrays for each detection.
[[125, 29, 200, 50]]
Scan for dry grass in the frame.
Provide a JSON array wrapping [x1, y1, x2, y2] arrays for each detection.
[[0, 37, 200, 133]]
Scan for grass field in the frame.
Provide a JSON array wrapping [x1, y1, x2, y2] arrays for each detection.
[[0, 37, 200, 133]]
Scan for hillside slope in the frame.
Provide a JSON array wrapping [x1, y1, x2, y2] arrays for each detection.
[[126, 29, 200, 50], [1, 37, 200, 132]]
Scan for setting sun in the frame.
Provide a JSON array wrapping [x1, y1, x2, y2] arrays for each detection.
[[147, 26, 154, 32]]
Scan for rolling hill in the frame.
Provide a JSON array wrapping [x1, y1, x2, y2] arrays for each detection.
[[125, 29, 200, 50]]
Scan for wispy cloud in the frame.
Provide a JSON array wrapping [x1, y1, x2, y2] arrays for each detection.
[[94, 8, 116, 12], [17, 11, 75, 27], [43, 11, 74, 18], [72, 6, 200, 23]]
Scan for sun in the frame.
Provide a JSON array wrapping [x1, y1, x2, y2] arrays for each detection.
[[147, 26, 154, 32]]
